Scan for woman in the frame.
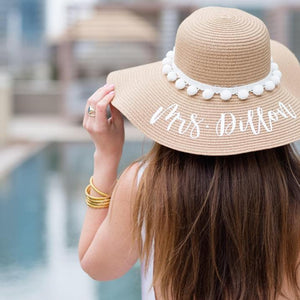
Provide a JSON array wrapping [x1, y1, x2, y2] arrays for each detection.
[[78, 7, 300, 300]]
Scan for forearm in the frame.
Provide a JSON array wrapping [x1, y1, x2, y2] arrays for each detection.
[[78, 151, 119, 261]]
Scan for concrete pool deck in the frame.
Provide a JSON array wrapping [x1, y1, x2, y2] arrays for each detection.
[[0, 115, 149, 178], [7, 115, 147, 142], [1, 115, 299, 179]]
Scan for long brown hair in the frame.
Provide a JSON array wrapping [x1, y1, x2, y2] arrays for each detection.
[[132, 143, 300, 300]]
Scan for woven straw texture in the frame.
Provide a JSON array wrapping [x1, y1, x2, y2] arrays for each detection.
[[175, 7, 270, 86], [107, 7, 300, 156]]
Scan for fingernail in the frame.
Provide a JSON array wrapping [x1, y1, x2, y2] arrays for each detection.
[[104, 83, 109, 88], [109, 84, 114, 88], [109, 90, 115, 95]]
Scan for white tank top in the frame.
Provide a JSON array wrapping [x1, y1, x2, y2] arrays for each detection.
[[137, 163, 156, 300]]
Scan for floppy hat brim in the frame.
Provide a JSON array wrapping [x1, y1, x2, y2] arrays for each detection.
[[107, 40, 300, 156]]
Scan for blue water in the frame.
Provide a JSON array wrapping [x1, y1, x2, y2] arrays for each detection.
[[0, 141, 299, 300], [0, 141, 152, 300]]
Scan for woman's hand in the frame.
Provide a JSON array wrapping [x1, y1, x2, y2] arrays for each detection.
[[83, 84, 124, 163]]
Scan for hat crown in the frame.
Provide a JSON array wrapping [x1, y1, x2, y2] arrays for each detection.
[[174, 7, 271, 87]]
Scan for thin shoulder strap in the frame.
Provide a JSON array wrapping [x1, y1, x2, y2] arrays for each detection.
[[137, 162, 147, 186]]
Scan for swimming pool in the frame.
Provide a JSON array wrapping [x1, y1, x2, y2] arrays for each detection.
[[0, 141, 299, 300], [0, 141, 152, 300]]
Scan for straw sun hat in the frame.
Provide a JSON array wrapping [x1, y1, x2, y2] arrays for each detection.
[[107, 6, 300, 156]]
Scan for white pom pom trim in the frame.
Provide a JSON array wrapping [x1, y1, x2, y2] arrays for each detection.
[[271, 62, 279, 71], [271, 75, 280, 86], [187, 85, 198, 96], [220, 90, 232, 101], [167, 71, 177, 82], [265, 81, 275, 91], [162, 49, 282, 101], [162, 58, 171, 65], [162, 65, 172, 75], [237, 89, 249, 100], [253, 84, 264, 96], [273, 70, 282, 79], [175, 79, 186, 90], [202, 89, 214, 100]]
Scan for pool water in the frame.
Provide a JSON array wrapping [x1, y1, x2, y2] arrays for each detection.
[[0, 141, 152, 300], [0, 141, 299, 300]]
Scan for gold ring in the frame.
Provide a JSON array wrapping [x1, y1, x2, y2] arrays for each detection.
[[88, 106, 96, 117]]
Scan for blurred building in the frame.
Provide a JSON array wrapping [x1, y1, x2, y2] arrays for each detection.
[[0, 0, 47, 74], [52, 2, 300, 120], [5, 0, 300, 118], [54, 7, 161, 119], [291, 10, 300, 59]]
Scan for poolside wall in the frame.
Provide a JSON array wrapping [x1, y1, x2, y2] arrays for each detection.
[[0, 73, 12, 144]]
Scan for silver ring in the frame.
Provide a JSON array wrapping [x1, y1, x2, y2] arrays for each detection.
[[88, 105, 96, 117]]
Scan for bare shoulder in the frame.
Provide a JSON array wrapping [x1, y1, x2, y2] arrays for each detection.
[[109, 161, 141, 208], [118, 161, 141, 186]]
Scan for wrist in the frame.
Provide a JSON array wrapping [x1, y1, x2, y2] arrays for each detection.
[[92, 154, 119, 195], [94, 150, 121, 166], [93, 150, 119, 183]]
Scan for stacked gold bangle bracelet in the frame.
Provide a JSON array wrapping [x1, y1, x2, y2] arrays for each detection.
[[85, 176, 111, 209]]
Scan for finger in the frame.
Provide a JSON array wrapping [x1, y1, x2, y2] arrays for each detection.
[[84, 100, 91, 121], [83, 113, 87, 129], [85, 107, 97, 131], [89, 84, 114, 106], [110, 103, 124, 127], [95, 91, 115, 127], [85, 84, 106, 111], [88, 84, 108, 102], [84, 84, 114, 125], [83, 102, 92, 128], [83, 103, 95, 129]]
